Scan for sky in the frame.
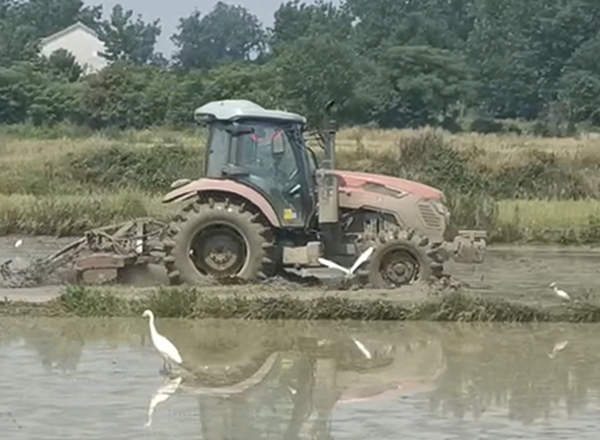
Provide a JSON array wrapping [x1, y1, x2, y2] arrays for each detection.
[[85, 0, 338, 56]]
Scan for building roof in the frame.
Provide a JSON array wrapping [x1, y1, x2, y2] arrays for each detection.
[[194, 100, 307, 124], [39, 21, 100, 46]]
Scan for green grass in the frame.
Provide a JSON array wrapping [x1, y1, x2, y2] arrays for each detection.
[[4, 285, 600, 322], [498, 200, 600, 229], [493, 200, 600, 244], [1, 193, 598, 241], [2, 192, 598, 243]]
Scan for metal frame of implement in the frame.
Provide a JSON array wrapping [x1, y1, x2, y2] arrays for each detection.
[[0, 219, 168, 287]]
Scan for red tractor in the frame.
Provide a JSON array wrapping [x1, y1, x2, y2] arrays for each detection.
[[160, 100, 486, 288]]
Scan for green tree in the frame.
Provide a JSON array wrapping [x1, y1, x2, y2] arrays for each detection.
[[365, 45, 476, 128], [202, 62, 284, 109], [171, 2, 266, 70], [0, 62, 41, 124], [41, 48, 83, 82], [97, 4, 162, 64], [0, 61, 77, 125], [165, 63, 285, 127], [466, 0, 600, 120], [274, 35, 366, 125], [557, 33, 600, 125], [10, 0, 102, 36], [76, 62, 173, 129], [523, 0, 600, 102], [0, 0, 102, 64], [346, 0, 475, 54], [164, 70, 205, 127], [269, 0, 353, 51], [466, 0, 542, 119]]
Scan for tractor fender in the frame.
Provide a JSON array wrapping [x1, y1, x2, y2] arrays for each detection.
[[162, 178, 282, 227]]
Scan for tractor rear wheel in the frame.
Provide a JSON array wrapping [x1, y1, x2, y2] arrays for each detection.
[[365, 228, 444, 289], [162, 196, 277, 285]]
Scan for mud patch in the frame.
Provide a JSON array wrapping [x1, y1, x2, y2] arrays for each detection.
[[0, 235, 77, 288], [3, 237, 600, 313]]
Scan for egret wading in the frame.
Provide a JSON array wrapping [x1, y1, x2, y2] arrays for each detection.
[[142, 310, 183, 374], [549, 282, 571, 301]]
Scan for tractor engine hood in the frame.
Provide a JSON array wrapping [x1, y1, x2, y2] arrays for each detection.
[[333, 170, 443, 200]]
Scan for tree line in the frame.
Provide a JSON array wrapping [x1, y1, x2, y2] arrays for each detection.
[[1, 0, 600, 134]]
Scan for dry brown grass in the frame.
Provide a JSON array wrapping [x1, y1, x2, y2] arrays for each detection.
[[0, 192, 169, 236], [3, 125, 600, 177], [0, 128, 206, 194], [0, 128, 204, 164], [2, 126, 600, 240], [335, 127, 600, 171]]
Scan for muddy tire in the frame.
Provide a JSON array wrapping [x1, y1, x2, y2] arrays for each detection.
[[162, 196, 277, 285], [365, 228, 445, 289]]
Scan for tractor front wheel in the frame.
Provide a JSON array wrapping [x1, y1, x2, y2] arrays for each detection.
[[162, 197, 277, 285], [366, 228, 444, 289]]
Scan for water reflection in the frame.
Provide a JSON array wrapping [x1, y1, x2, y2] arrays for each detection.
[[145, 376, 182, 427], [17, 320, 85, 372], [428, 323, 600, 425], [1, 318, 600, 438]]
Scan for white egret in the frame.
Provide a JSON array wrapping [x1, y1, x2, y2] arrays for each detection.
[[142, 310, 183, 374], [549, 282, 571, 301], [14, 239, 22, 248], [318, 246, 374, 278], [145, 376, 182, 427]]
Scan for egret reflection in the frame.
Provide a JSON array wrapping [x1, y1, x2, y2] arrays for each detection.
[[142, 331, 405, 439], [145, 376, 182, 428]]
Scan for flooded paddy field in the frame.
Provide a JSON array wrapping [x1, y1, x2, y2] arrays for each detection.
[[0, 318, 599, 439], [2, 235, 600, 306]]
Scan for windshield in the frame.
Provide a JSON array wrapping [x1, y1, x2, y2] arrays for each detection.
[[234, 121, 298, 184], [228, 120, 313, 227]]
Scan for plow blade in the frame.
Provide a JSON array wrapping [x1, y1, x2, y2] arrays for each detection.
[[0, 219, 168, 288]]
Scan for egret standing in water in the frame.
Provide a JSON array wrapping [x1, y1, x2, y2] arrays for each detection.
[[549, 282, 571, 301], [142, 310, 182, 374]]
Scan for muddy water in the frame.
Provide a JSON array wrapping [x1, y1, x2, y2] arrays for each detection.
[[1, 318, 600, 439], [448, 244, 600, 303]]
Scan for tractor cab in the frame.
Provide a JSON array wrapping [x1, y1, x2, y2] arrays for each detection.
[[196, 100, 317, 228]]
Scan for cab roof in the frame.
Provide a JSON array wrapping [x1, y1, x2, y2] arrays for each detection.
[[194, 99, 307, 124]]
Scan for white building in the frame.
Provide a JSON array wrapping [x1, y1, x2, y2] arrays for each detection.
[[39, 22, 109, 75]]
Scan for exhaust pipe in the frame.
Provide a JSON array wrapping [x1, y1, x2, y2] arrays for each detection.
[[316, 101, 341, 256]]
